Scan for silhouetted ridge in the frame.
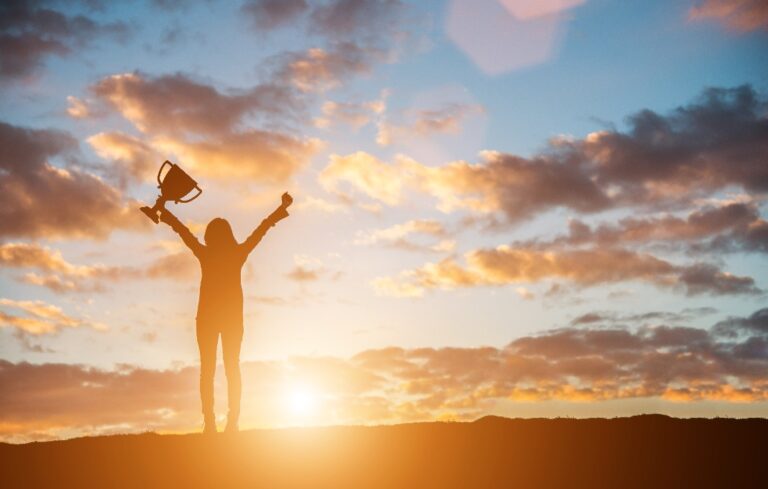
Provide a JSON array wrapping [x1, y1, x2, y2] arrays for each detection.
[[1, 417, 764, 488]]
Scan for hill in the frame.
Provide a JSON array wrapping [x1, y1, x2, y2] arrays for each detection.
[[1, 415, 765, 488]]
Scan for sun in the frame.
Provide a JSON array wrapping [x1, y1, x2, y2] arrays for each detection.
[[285, 384, 317, 416]]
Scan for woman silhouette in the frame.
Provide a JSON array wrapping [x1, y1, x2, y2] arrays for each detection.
[[160, 192, 293, 433]]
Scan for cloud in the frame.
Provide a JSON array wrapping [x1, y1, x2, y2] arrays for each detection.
[[320, 152, 408, 206], [0, 242, 135, 292], [0, 121, 147, 240], [293, 195, 349, 214], [308, 0, 407, 42], [523, 201, 768, 254], [689, 0, 768, 32], [371, 277, 424, 297], [286, 265, 321, 281], [86, 131, 157, 185], [241, 0, 410, 45], [0, 298, 106, 335], [315, 94, 387, 129], [2, 307, 766, 442], [79, 9, 407, 182], [65, 95, 93, 118], [712, 308, 768, 338], [321, 149, 610, 217], [272, 42, 383, 93], [0, 0, 130, 80], [0, 242, 199, 292], [320, 86, 768, 224], [355, 219, 453, 252], [374, 246, 761, 297], [571, 307, 718, 326], [239, 0, 416, 96], [241, 0, 309, 30], [0, 242, 92, 275], [85, 72, 321, 182], [377, 102, 484, 146], [143, 251, 198, 281], [285, 254, 334, 282], [323, 87, 766, 300], [90, 73, 298, 137]]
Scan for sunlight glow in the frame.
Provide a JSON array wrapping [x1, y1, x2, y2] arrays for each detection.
[[285, 384, 318, 416]]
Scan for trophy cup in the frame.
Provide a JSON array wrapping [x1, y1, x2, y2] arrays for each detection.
[[140, 160, 202, 223]]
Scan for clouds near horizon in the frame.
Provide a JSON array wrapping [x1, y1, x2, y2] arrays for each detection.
[[2, 307, 765, 442]]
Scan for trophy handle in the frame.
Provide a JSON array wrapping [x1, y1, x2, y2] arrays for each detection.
[[177, 185, 202, 203], [157, 160, 173, 185]]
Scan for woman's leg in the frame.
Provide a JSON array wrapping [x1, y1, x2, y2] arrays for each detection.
[[221, 323, 244, 430], [196, 322, 218, 429]]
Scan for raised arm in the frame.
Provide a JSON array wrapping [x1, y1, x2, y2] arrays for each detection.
[[241, 192, 292, 255], [159, 207, 204, 257]]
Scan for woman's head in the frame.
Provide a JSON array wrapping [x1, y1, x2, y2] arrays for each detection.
[[204, 218, 237, 248]]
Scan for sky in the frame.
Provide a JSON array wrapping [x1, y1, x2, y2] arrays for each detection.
[[1, 0, 767, 443]]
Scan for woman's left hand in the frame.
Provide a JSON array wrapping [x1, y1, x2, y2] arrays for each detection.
[[281, 192, 293, 208]]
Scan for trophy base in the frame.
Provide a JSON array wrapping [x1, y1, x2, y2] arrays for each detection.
[[140, 206, 160, 224]]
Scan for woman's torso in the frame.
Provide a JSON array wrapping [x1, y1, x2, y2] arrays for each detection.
[[196, 245, 247, 327]]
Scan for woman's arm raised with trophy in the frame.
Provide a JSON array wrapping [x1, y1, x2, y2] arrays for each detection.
[[241, 192, 293, 255], [140, 160, 204, 257]]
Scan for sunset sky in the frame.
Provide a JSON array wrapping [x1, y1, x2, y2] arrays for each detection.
[[1, 0, 767, 443]]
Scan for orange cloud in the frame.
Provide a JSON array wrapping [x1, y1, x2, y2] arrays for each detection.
[[0, 298, 106, 335], [0, 122, 147, 240], [87, 131, 157, 184], [86, 72, 321, 182], [284, 254, 338, 282], [689, 0, 768, 32], [152, 131, 321, 182], [0, 242, 141, 292], [375, 246, 760, 297], [377, 102, 484, 146], [0, 242, 201, 293], [355, 219, 452, 253], [320, 152, 409, 206], [144, 251, 198, 282], [275, 43, 380, 93], [315, 94, 387, 129]]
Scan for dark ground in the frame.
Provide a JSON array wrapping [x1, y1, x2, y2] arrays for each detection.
[[1, 415, 765, 488]]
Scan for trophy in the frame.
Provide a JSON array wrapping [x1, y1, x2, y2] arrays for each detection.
[[140, 160, 202, 223]]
